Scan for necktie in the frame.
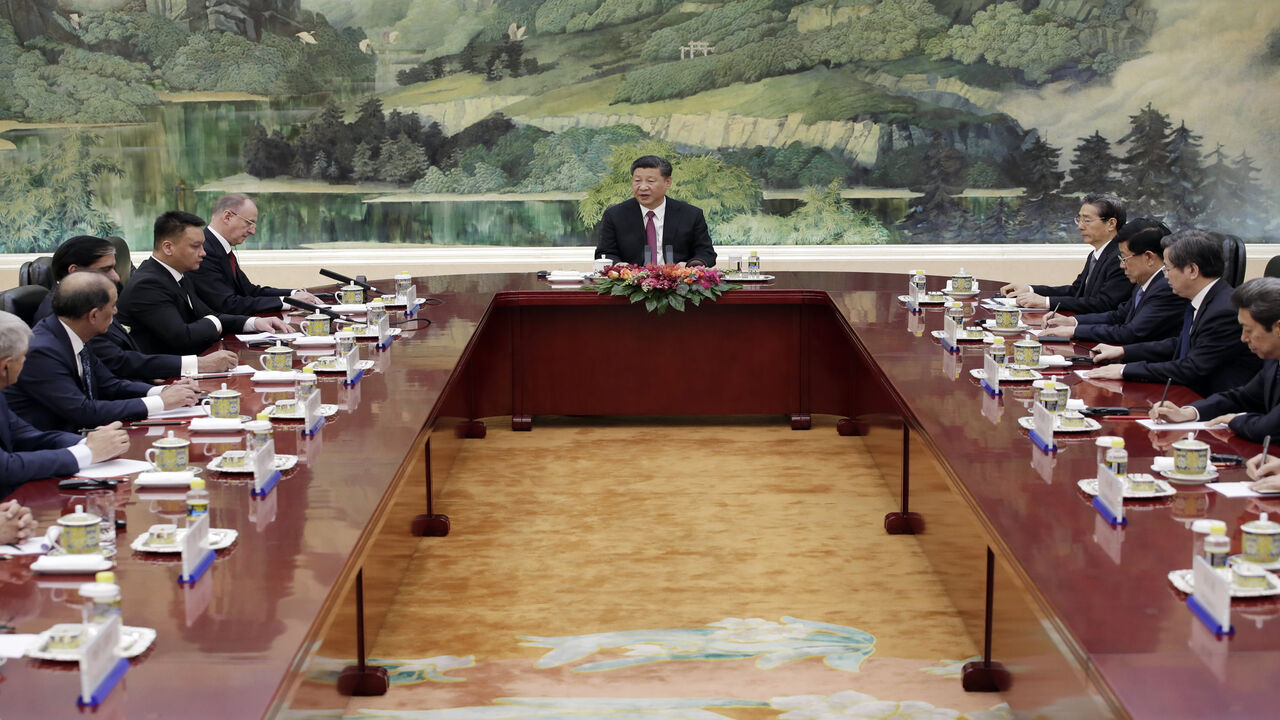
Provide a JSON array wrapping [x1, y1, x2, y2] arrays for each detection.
[[228, 250, 239, 278], [1133, 286, 1145, 307], [1080, 253, 1096, 295], [645, 210, 657, 265], [1178, 304, 1194, 359], [79, 348, 95, 401]]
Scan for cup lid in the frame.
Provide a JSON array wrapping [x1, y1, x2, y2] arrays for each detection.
[[342, 283, 362, 290], [266, 344, 292, 353], [154, 435, 189, 447], [1243, 516, 1280, 534], [306, 313, 329, 320], [60, 505, 99, 526], [210, 387, 239, 397]]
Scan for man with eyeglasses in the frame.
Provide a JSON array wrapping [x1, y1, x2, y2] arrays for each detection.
[[1083, 229, 1261, 397], [188, 194, 321, 315], [1040, 218, 1187, 344], [1000, 193, 1131, 314]]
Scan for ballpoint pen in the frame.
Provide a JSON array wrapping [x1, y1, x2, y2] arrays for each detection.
[[1262, 434, 1272, 466], [1151, 378, 1172, 420]]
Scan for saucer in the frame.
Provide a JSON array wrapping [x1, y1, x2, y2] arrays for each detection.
[[982, 319, 1031, 334], [898, 294, 946, 304], [131, 527, 238, 553], [1168, 567, 1280, 598], [930, 329, 985, 342], [304, 358, 376, 374], [207, 453, 298, 474], [146, 466, 203, 476], [1158, 466, 1221, 484], [47, 545, 117, 559], [1077, 476, 1176, 499], [27, 624, 156, 662], [1229, 554, 1280, 571], [723, 273, 776, 282], [266, 403, 338, 420], [380, 297, 428, 308], [1017, 415, 1102, 433], [944, 285, 980, 298], [970, 367, 1043, 383]]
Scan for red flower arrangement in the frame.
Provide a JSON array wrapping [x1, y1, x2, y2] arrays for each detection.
[[587, 263, 740, 314]]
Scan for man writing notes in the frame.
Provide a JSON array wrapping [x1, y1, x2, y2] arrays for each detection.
[[1083, 230, 1261, 397], [33, 235, 237, 380], [5, 273, 199, 433], [189, 194, 322, 314], [0, 310, 130, 499], [118, 211, 291, 356], [1040, 219, 1187, 344], [1000, 193, 1131, 313], [1149, 278, 1280, 442], [594, 156, 716, 268]]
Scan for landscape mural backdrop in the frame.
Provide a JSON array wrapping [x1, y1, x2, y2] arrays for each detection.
[[1, 0, 1276, 254]]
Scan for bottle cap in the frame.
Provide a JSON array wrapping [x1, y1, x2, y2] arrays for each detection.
[[190, 478, 206, 491], [1095, 435, 1121, 448], [95, 571, 116, 584], [1210, 525, 1226, 535], [1111, 438, 1125, 449], [303, 367, 315, 375], [257, 411, 271, 421]]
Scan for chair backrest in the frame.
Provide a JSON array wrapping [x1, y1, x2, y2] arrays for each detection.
[[1209, 232, 1246, 287], [18, 256, 54, 289], [107, 236, 134, 287], [1265, 255, 1280, 279], [0, 285, 50, 327]]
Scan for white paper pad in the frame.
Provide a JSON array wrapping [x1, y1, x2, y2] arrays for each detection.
[[251, 370, 305, 384], [30, 554, 113, 574], [325, 304, 366, 313], [1067, 398, 1087, 410], [148, 405, 210, 420], [0, 634, 39, 658], [188, 417, 245, 432], [1151, 457, 1176, 472], [188, 365, 255, 379], [75, 458, 154, 479], [133, 471, 196, 488], [1039, 354, 1071, 367], [1208, 482, 1276, 498], [235, 332, 304, 341], [547, 271, 589, 282], [291, 335, 336, 346], [1136, 419, 1228, 431], [1, 527, 55, 555]]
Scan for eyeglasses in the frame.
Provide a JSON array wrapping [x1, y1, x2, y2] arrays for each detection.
[[1118, 253, 1136, 265], [1073, 215, 1102, 226], [229, 210, 257, 229]]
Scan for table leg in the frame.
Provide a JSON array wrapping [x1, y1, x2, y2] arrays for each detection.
[[790, 413, 812, 430], [337, 570, 390, 696], [884, 424, 923, 534], [456, 420, 487, 438], [511, 415, 533, 431], [411, 438, 451, 537], [961, 547, 1011, 692]]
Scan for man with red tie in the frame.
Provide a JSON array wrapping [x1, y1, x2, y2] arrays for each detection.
[[593, 156, 717, 268], [189, 194, 321, 315]]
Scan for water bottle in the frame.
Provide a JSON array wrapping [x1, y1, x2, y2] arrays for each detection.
[[186, 478, 210, 521], [1204, 525, 1231, 568], [747, 252, 760, 278], [1104, 438, 1128, 478]]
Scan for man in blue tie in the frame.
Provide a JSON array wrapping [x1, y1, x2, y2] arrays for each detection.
[[1040, 218, 1187, 344], [4, 273, 199, 433], [1148, 277, 1280, 442], [1084, 229, 1262, 396], [0, 310, 131, 499], [593, 156, 716, 267]]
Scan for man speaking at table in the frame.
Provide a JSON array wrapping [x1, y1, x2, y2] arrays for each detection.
[[0, 310, 130, 498], [1149, 277, 1280, 442], [594, 156, 716, 268], [1083, 229, 1261, 396], [189, 194, 322, 314], [118, 210, 291, 356]]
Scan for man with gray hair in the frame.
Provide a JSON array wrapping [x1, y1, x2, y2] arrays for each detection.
[[189, 193, 321, 315], [1084, 229, 1262, 396], [0, 309, 130, 498], [1149, 277, 1280, 442], [5, 273, 198, 433]]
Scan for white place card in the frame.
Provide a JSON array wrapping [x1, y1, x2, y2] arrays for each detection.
[[343, 344, 360, 385], [376, 314, 391, 346], [400, 284, 417, 310], [983, 352, 1001, 395], [301, 386, 321, 432], [907, 281, 920, 312], [943, 313, 959, 347], [1032, 402, 1055, 451], [180, 512, 211, 583], [1192, 555, 1232, 634], [79, 614, 123, 705], [1096, 463, 1126, 525], [251, 440, 277, 495]]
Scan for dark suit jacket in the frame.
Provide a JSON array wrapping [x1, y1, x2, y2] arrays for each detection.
[[188, 228, 289, 315], [1072, 271, 1187, 345], [1122, 279, 1263, 397], [1191, 360, 1280, 443], [117, 257, 249, 356], [3, 315, 153, 433], [0, 394, 81, 498], [1031, 238, 1130, 314], [594, 198, 716, 266], [33, 290, 182, 381]]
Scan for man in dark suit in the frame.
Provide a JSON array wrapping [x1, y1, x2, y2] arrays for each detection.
[[1001, 193, 1131, 314], [593, 156, 716, 267], [1150, 278, 1280, 443], [1041, 219, 1187, 345], [188, 194, 321, 315], [1085, 230, 1262, 397], [0, 310, 131, 498], [34, 235, 238, 380], [117, 210, 291, 356]]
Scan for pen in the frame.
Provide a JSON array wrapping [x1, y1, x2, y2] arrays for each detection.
[[1262, 434, 1272, 466], [1152, 378, 1172, 421], [1045, 302, 1060, 327]]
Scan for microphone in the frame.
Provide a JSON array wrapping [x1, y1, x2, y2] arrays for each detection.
[[283, 297, 353, 323], [319, 268, 376, 293]]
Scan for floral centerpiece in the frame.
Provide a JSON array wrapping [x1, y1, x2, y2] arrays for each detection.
[[587, 263, 740, 314]]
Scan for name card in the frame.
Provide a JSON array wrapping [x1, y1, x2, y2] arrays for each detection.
[[342, 344, 360, 386], [376, 314, 392, 347], [1031, 402, 1056, 452], [179, 512, 212, 584], [1094, 463, 1127, 526], [301, 386, 322, 434], [401, 284, 418, 315], [942, 314, 959, 349], [251, 440, 278, 496], [78, 614, 127, 706], [982, 352, 1001, 396], [907, 278, 920, 312], [1189, 555, 1233, 635]]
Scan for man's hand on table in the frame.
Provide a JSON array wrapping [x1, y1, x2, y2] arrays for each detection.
[[1083, 363, 1125, 380], [256, 316, 293, 334], [1149, 402, 1197, 423], [0, 499, 37, 544], [290, 289, 323, 305], [85, 421, 130, 463], [197, 350, 238, 373], [160, 381, 198, 410]]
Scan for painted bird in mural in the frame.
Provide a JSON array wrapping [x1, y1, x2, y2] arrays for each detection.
[[295, 31, 317, 45]]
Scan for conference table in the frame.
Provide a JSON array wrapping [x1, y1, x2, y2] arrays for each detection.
[[0, 271, 1273, 719]]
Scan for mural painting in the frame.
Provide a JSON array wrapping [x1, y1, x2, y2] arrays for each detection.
[[0, 0, 1276, 254]]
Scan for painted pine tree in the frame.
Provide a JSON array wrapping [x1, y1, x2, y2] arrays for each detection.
[[1064, 131, 1118, 195], [1165, 121, 1204, 227], [1118, 103, 1174, 215]]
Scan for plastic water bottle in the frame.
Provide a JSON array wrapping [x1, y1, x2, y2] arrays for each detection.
[[186, 478, 210, 521], [747, 252, 760, 278], [1105, 438, 1128, 478], [910, 270, 927, 296], [1204, 525, 1231, 568]]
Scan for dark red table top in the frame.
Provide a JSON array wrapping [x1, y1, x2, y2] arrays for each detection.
[[1, 271, 1271, 718]]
